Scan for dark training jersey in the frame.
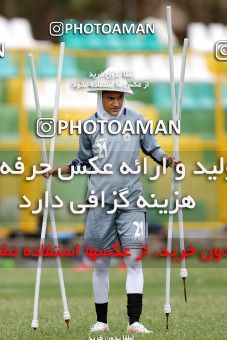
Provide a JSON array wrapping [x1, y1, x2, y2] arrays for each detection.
[[68, 107, 168, 205]]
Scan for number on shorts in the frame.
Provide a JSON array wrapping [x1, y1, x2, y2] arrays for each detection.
[[133, 221, 144, 238]]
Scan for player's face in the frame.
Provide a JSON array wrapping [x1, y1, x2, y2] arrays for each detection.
[[102, 91, 124, 116]]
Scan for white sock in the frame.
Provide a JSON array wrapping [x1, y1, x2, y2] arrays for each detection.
[[92, 257, 111, 303], [125, 248, 144, 294]]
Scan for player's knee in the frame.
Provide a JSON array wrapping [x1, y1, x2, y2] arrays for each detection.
[[93, 257, 110, 274], [125, 258, 142, 270], [125, 249, 143, 269]]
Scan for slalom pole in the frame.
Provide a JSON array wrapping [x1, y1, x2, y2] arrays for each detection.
[[175, 38, 189, 303], [29, 43, 69, 330], [29, 50, 70, 327], [164, 6, 189, 329], [164, 5, 176, 329]]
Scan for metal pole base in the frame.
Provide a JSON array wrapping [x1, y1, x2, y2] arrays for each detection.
[[166, 313, 169, 330], [31, 319, 39, 330], [64, 311, 71, 328], [183, 277, 187, 303]]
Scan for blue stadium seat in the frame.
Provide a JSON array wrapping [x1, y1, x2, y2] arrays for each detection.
[[61, 20, 86, 49], [152, 83, 199, 112], [141, 31, 161, 50], [152, 82, 172, 110], [195, 83, 215, 111], [0, 54, 18, 104], [60, 20, 162, 51], [0, 105, 19, 139], [81, 20, 103, 50], [222, 84, 227, 110], [99, 21, 126, 50], [122, 21, 143, 51], [62, 56, 83, 78], [35, 53, 57, 78], [180, 83, 198, 111], [0, 54, 18, 78], [26, 53, 82, 78]]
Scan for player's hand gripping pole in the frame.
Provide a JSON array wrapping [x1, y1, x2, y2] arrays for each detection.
[[164, 6, 189, 330], [29, 43, 71, 330]]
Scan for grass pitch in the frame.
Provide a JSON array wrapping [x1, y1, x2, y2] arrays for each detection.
[[1, 265, 227, 339]]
